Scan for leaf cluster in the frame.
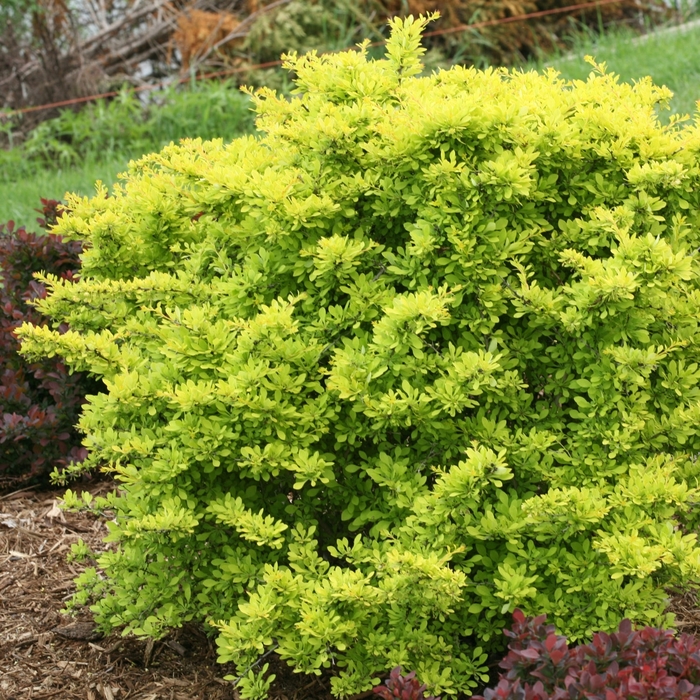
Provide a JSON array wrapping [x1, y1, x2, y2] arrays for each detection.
[[476, 610, 700, 700], [374, 666, 440, 700]]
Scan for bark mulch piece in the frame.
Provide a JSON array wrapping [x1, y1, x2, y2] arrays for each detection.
[[0, 481, 336, 700]]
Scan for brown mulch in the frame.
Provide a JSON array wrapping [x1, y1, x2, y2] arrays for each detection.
[[0, 480, 336, 700], [668, 588, 700, 636]]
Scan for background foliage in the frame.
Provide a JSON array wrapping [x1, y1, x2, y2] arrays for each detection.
[[0, 82, 255, 183], [0, 199, 98, 486], [18, 16, 700, 698]]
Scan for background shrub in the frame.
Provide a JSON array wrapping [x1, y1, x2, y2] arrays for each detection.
[[19, 16, 700, 697], [0, 200, 97, 486], [475, 610, 700, 700]]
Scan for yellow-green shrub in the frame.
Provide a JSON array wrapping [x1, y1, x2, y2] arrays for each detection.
[[19, 16, 700, 698]]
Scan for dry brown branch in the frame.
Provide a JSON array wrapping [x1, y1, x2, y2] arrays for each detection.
[[192, 0, 293, 66], [172, 7, 241, 70], [80, 0, 172, 56], [99, 9, 180, 69]]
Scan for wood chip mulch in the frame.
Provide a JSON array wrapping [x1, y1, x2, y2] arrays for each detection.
[[667, 587, 700, 636], [0, 480, 336, 700]]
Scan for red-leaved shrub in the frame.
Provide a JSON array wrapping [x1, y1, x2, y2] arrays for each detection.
[[374, 667, 440, 700], [475, 610, 700, 700], [0, 199, 97, 486]]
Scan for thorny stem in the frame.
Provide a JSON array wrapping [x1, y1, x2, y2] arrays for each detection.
[[316, 265, 388, 361], [232, 644, 280, 688]]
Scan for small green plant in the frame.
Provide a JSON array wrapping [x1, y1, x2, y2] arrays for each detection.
[[67, 538, 92, 563], [61, 489, 94, 510], [18, 15, 700, 697], [228, 662, 277, 700]]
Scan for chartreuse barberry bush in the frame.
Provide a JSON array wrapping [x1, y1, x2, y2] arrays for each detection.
[[17, 13, 700, 698], [0, 199, 97, 485], [475, 610, 700, 700]]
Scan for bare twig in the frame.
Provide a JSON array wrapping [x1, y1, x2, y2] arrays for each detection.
[[0, 485, 37, 501]]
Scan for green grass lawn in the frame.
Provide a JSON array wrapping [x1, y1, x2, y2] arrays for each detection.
[[538, 22, 700, 121], [0, 159, 127, 228]]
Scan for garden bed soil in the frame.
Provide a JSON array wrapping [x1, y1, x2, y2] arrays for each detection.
[[0, 480, 336, 700]]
